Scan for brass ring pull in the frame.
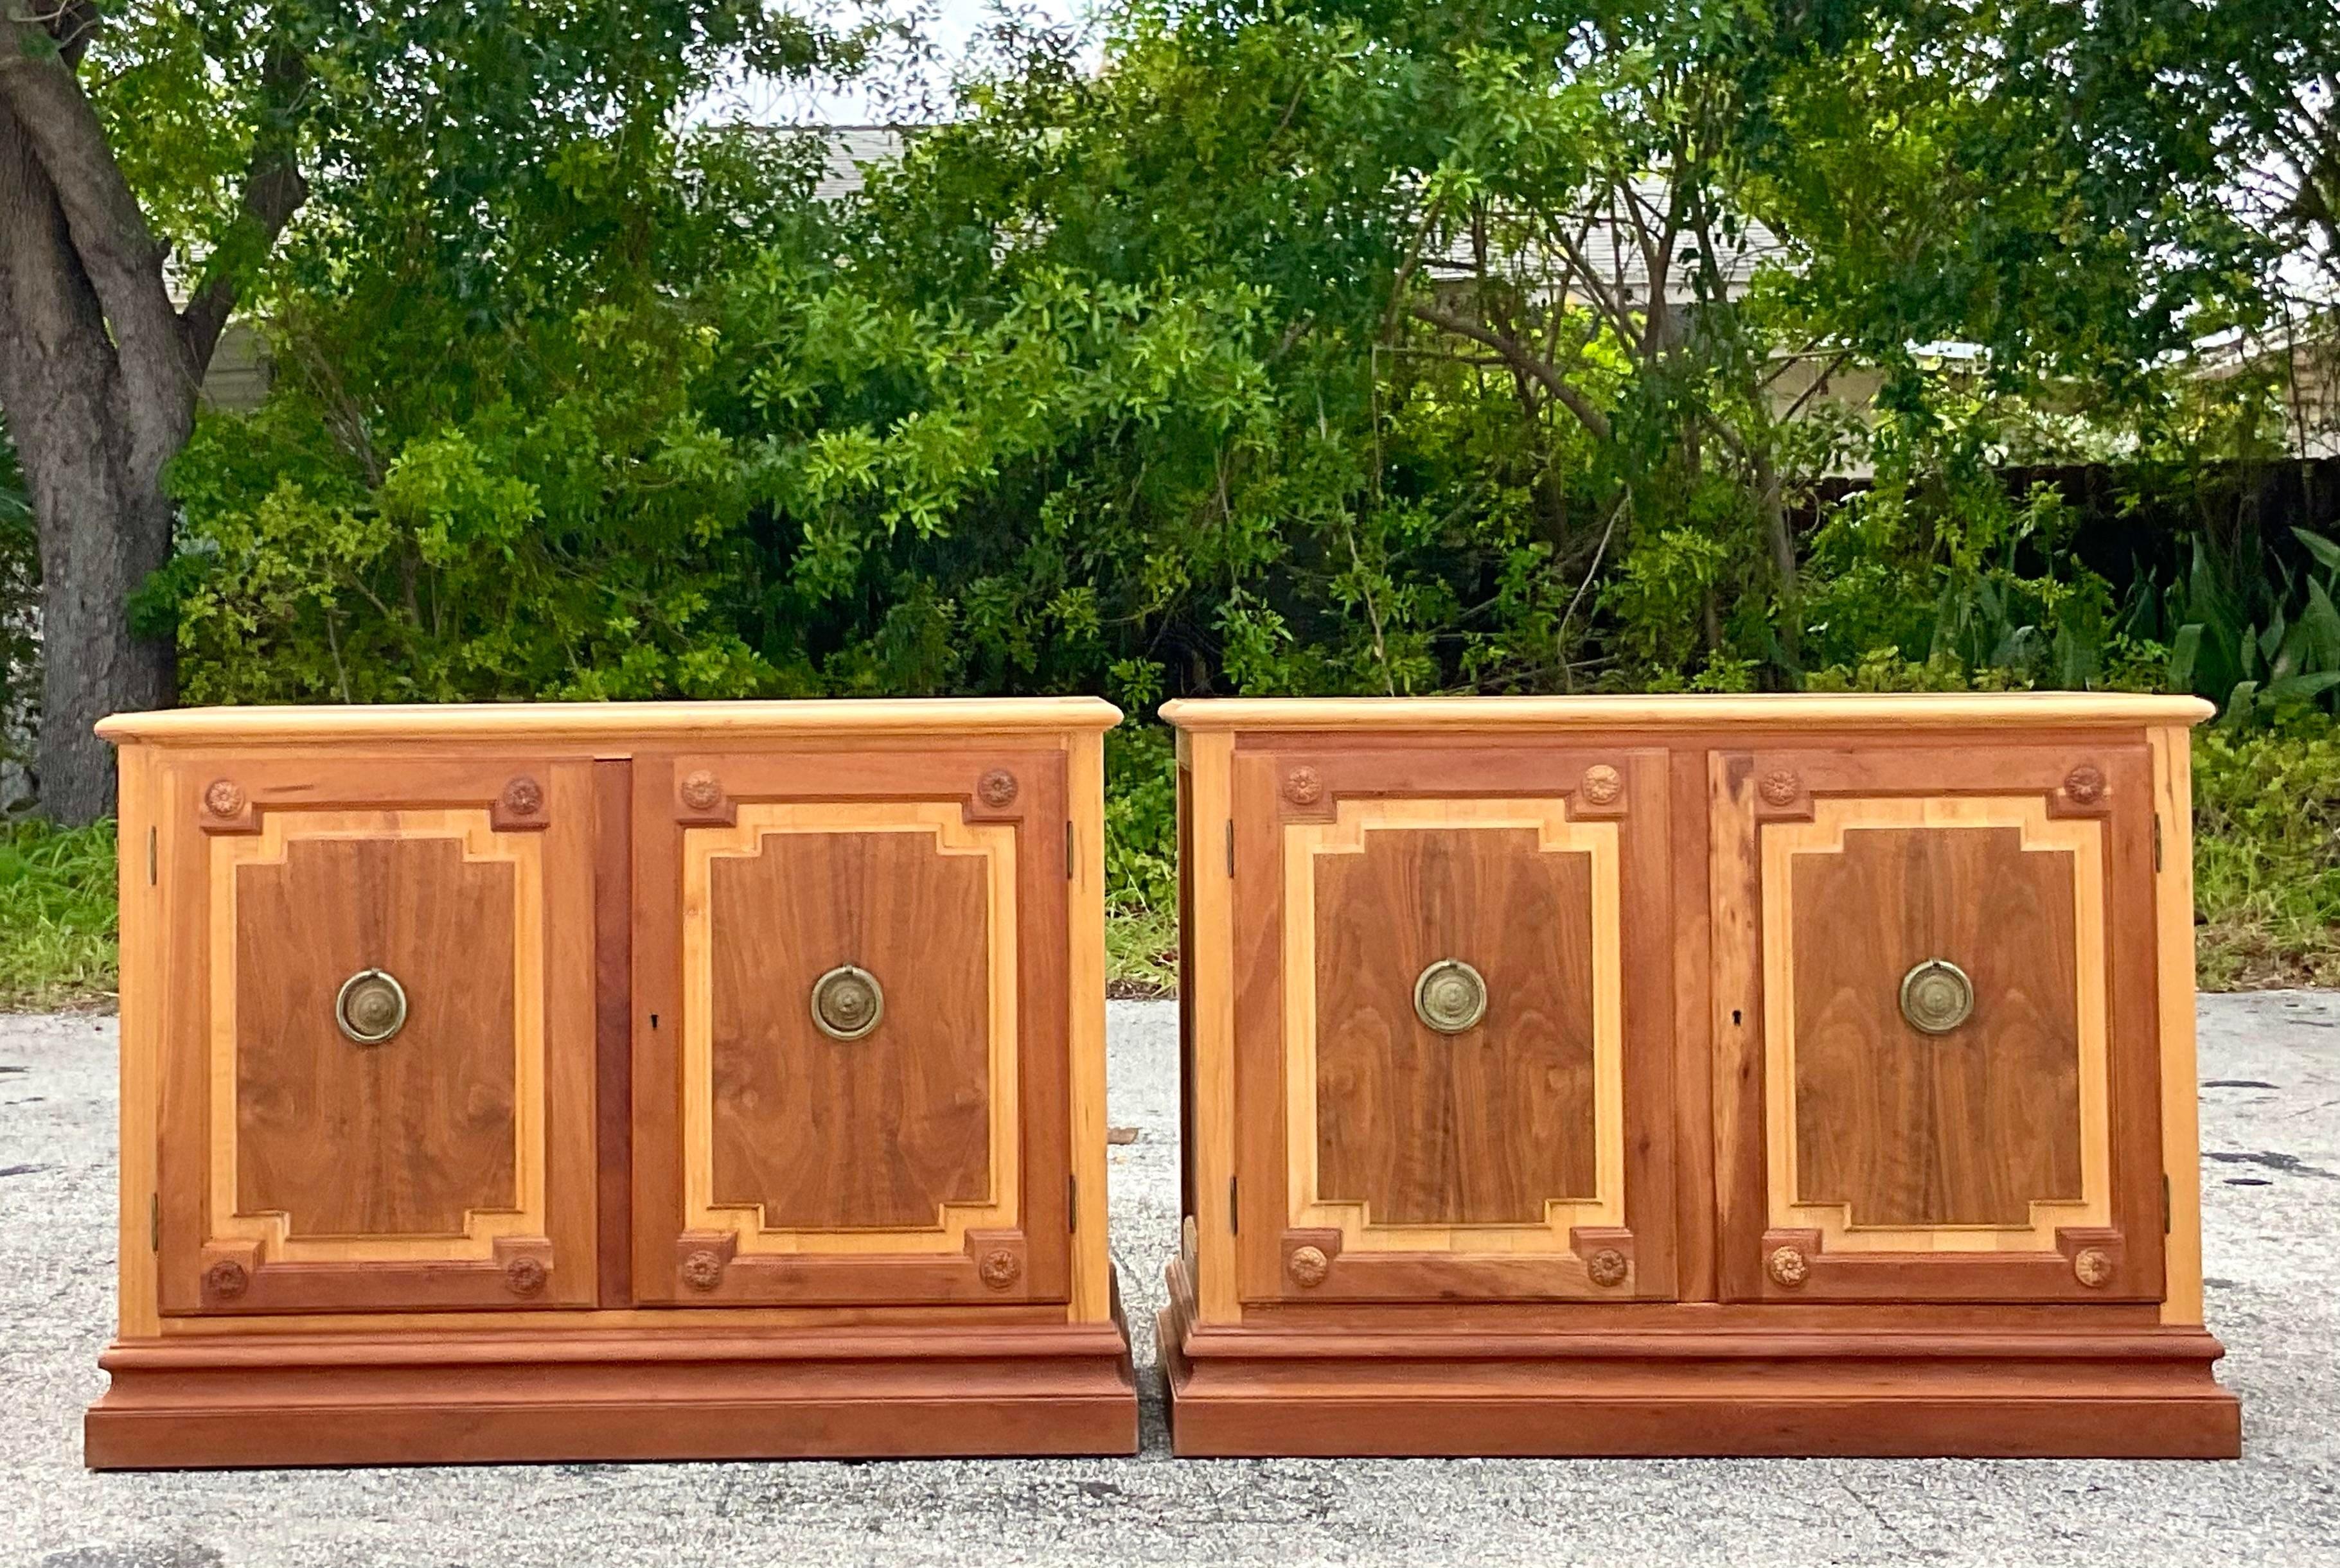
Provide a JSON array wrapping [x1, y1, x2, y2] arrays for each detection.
[[335, 969, 409, 1044], [1899, 958, 1974, 1035], [810, 964, 884, 1041], [1413, 959, 1488, 1034]]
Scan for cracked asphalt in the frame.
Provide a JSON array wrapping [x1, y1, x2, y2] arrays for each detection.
[[3, 992, 2337, 1567]]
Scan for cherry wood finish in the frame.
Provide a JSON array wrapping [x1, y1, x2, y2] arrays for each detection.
[[91, 700, 1133, 1467], [155, 753, 599, 1317], [1163, 695, 2237, 1458], [1313, 826, 1599, 1224], [1228, 743, 1677, 1308]]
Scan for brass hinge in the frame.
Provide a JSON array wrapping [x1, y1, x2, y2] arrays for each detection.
[[2153, 813, 2163, 872], [1225, 820, 1235, 878], [1066, 820, 1075, 879], [146, 826, 157, 886], [149, 1192, 159, 1252], [1068, 1173, 1078, 1233], [1228, 1176, 1239, 1235], [2163, 1172, 2172, 1234]]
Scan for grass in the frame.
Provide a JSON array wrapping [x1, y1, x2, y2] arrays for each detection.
[[0, 816, 118, 1011], [1104, 897, 1178, 998], [2192, 722, 2340, 991], [1, 720, 2331, 1010]]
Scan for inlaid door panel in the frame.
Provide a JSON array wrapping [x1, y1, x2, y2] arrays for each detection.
[[1712, 744, 2164, 1303], [157, 758, 599, 1314], [632, 748, 1068, 1305], [1231, 744, 1675, 1303]]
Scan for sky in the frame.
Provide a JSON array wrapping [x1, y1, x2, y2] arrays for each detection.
[[694, 0, 1098, 126]]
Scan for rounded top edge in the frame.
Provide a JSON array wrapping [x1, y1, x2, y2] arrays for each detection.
[[1155, 692, 2217, 730], [96, 695, 1124, 744]]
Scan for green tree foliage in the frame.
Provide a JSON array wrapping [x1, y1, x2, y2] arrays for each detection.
[[136, 0, 2336, 775]]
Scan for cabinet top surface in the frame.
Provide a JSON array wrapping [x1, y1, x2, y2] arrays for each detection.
[[1158, 692, 2214, 732], [97, 696, 1123, 745]]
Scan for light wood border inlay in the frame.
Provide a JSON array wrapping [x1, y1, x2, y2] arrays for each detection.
[[1065, 730, 1112, 1321], [1284, 797, 1626, 1251], [682, 802, 1020, 1255], [2151, 725, 2206, 1325], [1762, 795, 2110, 1252], [1182, 731, 1242, 1324], [209, 809, 547, 1263], [116, 749, 164, 1336]]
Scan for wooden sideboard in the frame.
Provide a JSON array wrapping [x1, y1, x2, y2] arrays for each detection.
[[1160, 694, 2242, 1458], [85, 699, 1137, 1468]]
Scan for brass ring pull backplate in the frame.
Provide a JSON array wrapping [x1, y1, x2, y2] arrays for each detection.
[[335, 968, 409, 1044], [1414, 959, 1489, 1034], [1899, 958, 1975, 1035], [811, 964, 885, 1041]]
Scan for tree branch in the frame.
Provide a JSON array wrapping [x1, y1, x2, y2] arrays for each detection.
[[1408, 303, 1613, 442], [182, 42, 310, 373], [0, 19, 193, 440]]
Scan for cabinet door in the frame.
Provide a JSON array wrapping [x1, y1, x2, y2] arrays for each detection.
[[632, 747, 1069, 1305], [1230, 744, 1675, 1304], [157, 757, 599, 1314], [1712, 744, 2165, 1303]]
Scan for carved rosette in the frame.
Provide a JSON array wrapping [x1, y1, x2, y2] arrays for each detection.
[[2072, 1247, 2114, 1288], [1286, 1245, 1331, 1289], [203, 1258, 249, 1299], [203, 779, 247, 818], [680, 1249, 726, 1292], [979, 1247, 1022, 1290], [1282, 766, 1324, 807], [501, 775, 545, 816], [1766, 1245, 1810, 1288], [678, 770, 723, 812], [504, 1256, 549, 1297], [1586, 1247, 1629, 1288], [1579, 764, 1624, 806], [2063, 763, 2107, 805], [977, 768, 1020, 807], [1757, 769, 1802, 807]]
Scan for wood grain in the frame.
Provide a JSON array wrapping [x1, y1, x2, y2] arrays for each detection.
[[632, 744, 1076, 1309], [1312, 825, 1597, 1224], [1160, 692, 2213, 732], [1788, 822, 2084, 1229], [1065, 728, 1113, 1323], [98, 697, 1122, 744], [232, 833, 519, 1238], [1180, 731, 1242, 1325], [87, 1319, 1139, 1467], [704, 823, 992, 1230], [2151, 723, 2206, 1326]]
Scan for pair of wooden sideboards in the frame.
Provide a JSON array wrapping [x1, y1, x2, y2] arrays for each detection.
[[87, 692, 2240, 1467]]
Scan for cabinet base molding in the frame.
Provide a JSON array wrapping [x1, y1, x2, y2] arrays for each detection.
[[86, 1317, 1139, 1468], [1159, 1264, 2239, 1459]]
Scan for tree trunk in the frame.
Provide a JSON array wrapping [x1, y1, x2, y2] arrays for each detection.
[[0, 98, 185, 824]]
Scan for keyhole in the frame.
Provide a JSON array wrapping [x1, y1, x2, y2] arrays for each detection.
[[650, 1013, 659, 1030], [1731, 1009, 1742, 1026]]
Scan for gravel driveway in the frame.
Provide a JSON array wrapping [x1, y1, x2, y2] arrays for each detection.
[[3, 993, 2336, 1567]]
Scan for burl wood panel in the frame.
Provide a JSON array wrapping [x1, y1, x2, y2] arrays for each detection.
[[234, 836, 518, 1237], [1314, 827, 1596, 1224], [1791, 825, 2082, 1228], [707, 830, 990, 1230]]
